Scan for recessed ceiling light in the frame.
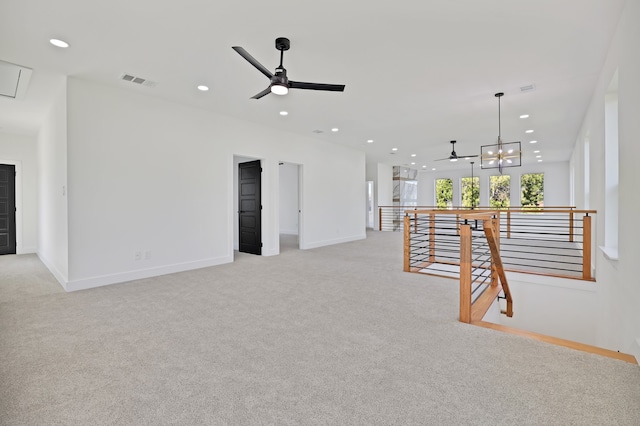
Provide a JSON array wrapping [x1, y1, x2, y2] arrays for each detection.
[[411, 154, 416, 157], [49, 38, 69, 48], [534, 150, 540, 153], [422, 165, 427, 168], [392, 148, 398, 151], [279, 111, 288, 116], [367, 139, 374, 143], [411, 162, 416, 165], [525, 129, 534, 134], [520, 114, 529, 119], [530, 140, 538, 144], [197, 85, 209, 91], [331, 128, 339, 132], [538, 159, 543, 162], [431, 168, 436, 171], [536, 155, 542, 158]]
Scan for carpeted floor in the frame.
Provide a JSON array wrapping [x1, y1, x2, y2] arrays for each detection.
[[1, 231, 639, 425]]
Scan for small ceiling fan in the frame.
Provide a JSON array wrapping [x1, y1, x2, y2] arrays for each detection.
[[232, 37, 346, 99], [435, 141, 479, 162]]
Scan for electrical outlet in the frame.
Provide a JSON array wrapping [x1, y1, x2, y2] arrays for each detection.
[[143, 250, 150, 260], [134, 251, 142, 261]]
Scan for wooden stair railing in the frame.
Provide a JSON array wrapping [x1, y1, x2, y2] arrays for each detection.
[[459, 212, 513, 324]]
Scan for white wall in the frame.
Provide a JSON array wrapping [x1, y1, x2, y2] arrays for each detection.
[[418, 161, 570, 207], [0, 132, 38, 253], [570, 0, 640, 359], [37, 77, 68, 284], [65, 78, 365, 290], [487, 273, 599, 346], [279, 162, 299, 235]]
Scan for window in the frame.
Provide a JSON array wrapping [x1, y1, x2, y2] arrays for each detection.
[[435, 178, 453, 208], [521, 173, 544, 207], [490, 175, 510, 208], [461, 177, 479, 208]]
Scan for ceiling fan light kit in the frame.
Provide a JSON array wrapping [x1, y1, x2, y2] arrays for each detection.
[[232, 37, 345, 99], [480, 92, 522, 173]]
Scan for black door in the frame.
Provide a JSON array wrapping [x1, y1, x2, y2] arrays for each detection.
[[0, 164, 16, 255], [238, 160, 262, 255]]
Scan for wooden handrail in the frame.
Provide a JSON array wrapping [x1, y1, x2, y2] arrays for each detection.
[[402, 207, 596, 281], [459, 217, 513, 323], [405, 208, 596, 215], [483, 218, 512, 317], [380, 205, 579, 209], [403, 215, 410, 272]]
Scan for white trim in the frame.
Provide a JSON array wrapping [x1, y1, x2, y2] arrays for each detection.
[[64, 255, 233, 292], [38, 252, 69, 290], [301, 233, 366, 250], [633, 338, 640, 362], [598, 246, 619, 261]]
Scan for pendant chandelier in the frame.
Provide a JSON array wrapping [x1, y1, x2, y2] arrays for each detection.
[[480, 92, 522, 173]]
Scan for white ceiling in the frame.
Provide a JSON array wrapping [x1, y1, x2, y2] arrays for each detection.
[[0, 0, 624, 170]]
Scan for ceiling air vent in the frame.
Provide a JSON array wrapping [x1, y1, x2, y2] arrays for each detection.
[[520, 84, 536, 93], [0, 60, 33, 100], [120, 73, 157, 88]]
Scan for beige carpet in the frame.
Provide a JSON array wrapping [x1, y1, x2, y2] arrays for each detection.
[[1, 231, 639, 425]]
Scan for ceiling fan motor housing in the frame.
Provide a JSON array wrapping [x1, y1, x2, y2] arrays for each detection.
[[272, 67, 288, 86]]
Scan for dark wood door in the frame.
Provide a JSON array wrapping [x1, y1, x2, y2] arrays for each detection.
[[238, 160, 262, 255], [0, 164, 16, 255]]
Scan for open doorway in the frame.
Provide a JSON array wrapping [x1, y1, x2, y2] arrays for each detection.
[[279, 162, 301, 252]]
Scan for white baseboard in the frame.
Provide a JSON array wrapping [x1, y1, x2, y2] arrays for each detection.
[[65, 255, 233, 292], [37, 252, 69, 290], [633, 337, 640, 362], [301, 233, 366, 250]]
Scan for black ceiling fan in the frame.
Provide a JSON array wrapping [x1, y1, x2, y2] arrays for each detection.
[[232, 37, 346, 99], [435, 141, 479, 162]]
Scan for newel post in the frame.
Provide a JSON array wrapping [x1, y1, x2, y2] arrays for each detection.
[[429, 213, 436, 263], [459, 224, 472, 323], [403, 214, 410, 272]]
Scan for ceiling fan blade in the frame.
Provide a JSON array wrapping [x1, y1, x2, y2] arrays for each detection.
[[251, 87, 272, 99], [289, 81, 345, 92], [434, 157, 454, 162], [459, 154, 479, 159], [232, 46, 273, 79]]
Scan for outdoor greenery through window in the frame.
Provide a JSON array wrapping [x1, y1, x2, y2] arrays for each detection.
[[521, 173, 544, 207], [461, 177, 479, 208], [435, 178, 453, 208], [490, 175, 511, 208]]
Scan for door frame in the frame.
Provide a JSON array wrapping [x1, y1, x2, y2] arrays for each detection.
[[0, 160, 23, 254], [277, 161, 304, 251], [237, 159, 262, 255]]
